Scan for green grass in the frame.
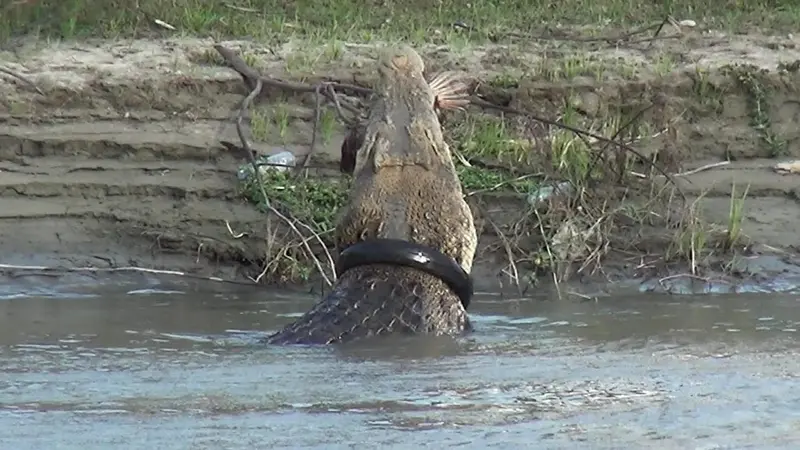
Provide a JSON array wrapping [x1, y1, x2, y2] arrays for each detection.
[[725, 183, 750, 251], [457, 165, 539, 194], [456, 115, 533, 164], [239, 169, 350, 237], [3, 0, 799, 45]]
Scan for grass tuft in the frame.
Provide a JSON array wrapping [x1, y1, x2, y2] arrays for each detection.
[[725, 183, 750, 251]]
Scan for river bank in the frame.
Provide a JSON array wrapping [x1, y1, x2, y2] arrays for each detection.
[[2, 26, 800, 295]]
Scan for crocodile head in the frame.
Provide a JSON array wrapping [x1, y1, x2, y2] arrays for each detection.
[[339, 48, 470, 175]]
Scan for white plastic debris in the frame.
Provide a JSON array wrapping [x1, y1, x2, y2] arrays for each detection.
[[773, 160, 800, 175], [265, 151, 296, 172], [527, 181, 574, 206], [237, 150, 296, 181]]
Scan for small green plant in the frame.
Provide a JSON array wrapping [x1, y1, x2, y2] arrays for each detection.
[[273, 104, 291, 143], [724, 183, 750, 251], [249, 103, 293, 143], [549, 105, 596, 183], [667, 199, 710, 274], [691, 68, 725, 115], [240, 169, 349, 235], [318, 108, 338, 145], [652, 53, 677, 76], [322, 40, 345, 61], [456, 165, 539, 194], [728, 64, 788, 157], [560, 55, 589, 80], [456, 116, 531, 164], [550, 128, 592, 183], [237, 164, 350, 284], [616, 63, 639, 80], [488, 72, 520, 89], [534, 55, 613, 81], [285, 53, 314, 75], [250, 108, 271, 142], [242, 52, 261, 70]]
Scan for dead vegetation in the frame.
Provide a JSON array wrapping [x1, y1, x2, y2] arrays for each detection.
[[452, 108, 751, 293]]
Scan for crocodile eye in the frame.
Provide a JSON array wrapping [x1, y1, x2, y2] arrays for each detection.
[[392, 54, 409, 69]]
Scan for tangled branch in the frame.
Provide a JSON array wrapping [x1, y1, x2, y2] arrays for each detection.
[[213, 45, 681, 198], [215, 45, 339, 286]]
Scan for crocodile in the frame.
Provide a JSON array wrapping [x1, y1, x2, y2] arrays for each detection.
[[265, 45, 477, 345]]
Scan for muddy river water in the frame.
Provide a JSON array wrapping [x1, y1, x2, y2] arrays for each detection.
[[1, 275, 799, 449]]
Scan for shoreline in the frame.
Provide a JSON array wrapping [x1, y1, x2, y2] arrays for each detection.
[[2, 32, 800, 295]]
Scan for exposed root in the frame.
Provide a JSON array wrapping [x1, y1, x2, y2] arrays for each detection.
[[0, 66, 44, 95]]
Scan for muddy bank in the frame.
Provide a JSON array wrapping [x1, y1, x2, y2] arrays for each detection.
[[2, 32, 800, 293]]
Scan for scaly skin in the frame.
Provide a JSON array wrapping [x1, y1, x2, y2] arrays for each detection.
[[265, 45, 477, 345]]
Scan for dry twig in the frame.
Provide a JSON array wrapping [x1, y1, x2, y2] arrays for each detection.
[[0, 263, 250, 286], [229, 74, 336, 287], [213, 44, 367, 177]]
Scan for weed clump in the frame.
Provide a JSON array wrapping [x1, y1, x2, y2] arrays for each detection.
[[725, 64, 788, 158], [237, 168, 349, 283], [239, 169, 349, 239], [445, 91, 751, 287]]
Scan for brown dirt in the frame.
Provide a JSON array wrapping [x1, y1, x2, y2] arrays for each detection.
[[2, 30, 800, 291]]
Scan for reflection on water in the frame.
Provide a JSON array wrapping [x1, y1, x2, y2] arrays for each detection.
[[1, 274, 800, 449]]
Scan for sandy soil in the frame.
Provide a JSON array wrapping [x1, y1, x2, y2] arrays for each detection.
[[2, 29, 800, 291]]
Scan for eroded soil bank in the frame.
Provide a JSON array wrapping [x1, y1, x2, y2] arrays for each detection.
[[2, 30, 800, 294]]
